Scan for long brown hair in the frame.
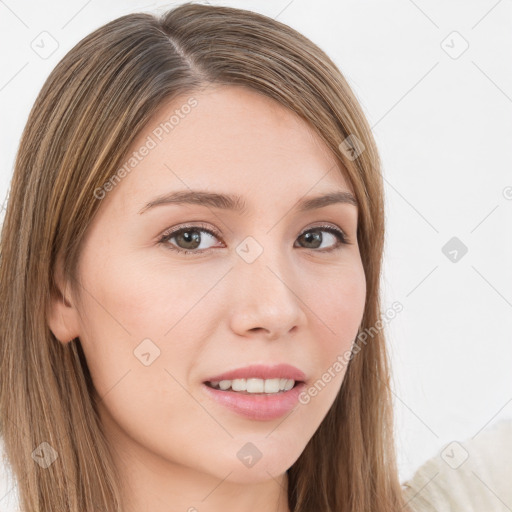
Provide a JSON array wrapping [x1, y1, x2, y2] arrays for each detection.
[[0, 3, 409, 510]]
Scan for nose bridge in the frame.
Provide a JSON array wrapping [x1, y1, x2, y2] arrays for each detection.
[[237, 233, 292, 297], [229, 235, 306, 338]]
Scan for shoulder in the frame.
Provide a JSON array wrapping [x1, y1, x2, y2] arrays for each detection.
[[401, 418, 512, 512]]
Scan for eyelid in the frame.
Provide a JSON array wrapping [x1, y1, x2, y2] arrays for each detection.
[[159, 221, 222, 240], [298, 222, 349, 241]]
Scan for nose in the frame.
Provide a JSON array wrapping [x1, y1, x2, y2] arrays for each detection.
[[228, 249, 307, 341]]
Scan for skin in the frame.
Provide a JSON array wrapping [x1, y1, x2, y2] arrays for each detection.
[[48, 84, 366, 512]]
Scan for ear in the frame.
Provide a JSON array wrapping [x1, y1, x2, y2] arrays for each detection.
[[47, 254, 81, 345]]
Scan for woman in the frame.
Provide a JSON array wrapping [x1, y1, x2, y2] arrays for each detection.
[[3, 2, 506, 511]]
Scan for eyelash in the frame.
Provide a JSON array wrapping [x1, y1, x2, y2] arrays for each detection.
[[158, 222, 351, 256]]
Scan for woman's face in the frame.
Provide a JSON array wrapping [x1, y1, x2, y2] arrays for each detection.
[[54, 85, 366, 504]]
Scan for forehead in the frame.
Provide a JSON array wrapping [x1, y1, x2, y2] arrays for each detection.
[[103, 85, 354, 215]]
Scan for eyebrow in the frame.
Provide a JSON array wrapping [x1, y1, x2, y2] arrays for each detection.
[[138, 189, 358, 215]]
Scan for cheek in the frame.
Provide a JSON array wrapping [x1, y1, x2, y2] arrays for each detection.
[[307, 260, 366, 342], [299, 261, 366, 399], [79, 248, 213, 342], [74, 252, 208, 407]]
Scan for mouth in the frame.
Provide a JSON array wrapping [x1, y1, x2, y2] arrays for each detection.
[[203, 378, 304, 395], [201, 378, 307, 421]]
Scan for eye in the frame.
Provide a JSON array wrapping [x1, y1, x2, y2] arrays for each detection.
[[158, 222, 222, 255], [295, 224, 350, 252], [158, 222, 350, 255]]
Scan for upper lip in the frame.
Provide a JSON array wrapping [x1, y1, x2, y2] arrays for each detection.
[[204, 364, 307, 383]]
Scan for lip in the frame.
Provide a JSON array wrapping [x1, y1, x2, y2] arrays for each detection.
[[201, 381, 307, 421], [203, 363, 307, 383]]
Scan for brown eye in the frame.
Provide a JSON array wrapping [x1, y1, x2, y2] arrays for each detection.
[[295, 226, 348, 252], [159, 225, 222, 254]]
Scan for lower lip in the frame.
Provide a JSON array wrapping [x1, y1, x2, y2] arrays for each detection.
[[201, 382, 307, 421]]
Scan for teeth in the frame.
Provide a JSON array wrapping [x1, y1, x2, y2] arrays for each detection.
[[207, 378, 296, 393]]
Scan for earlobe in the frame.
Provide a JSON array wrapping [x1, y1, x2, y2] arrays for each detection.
[[47, 257, 81, 345]]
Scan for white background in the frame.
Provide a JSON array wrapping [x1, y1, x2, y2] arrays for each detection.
[[1, 0, 511, 508]]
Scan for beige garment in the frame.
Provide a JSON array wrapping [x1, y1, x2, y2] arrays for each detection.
[[401, 418, 512, 511]]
